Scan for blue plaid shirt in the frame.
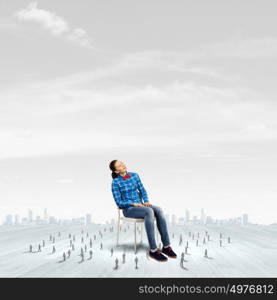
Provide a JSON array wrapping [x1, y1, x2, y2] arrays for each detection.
[[111, 171, 149, 208]]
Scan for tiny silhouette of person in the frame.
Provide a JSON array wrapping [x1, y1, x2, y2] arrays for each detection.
[[186, 241, 189, 248], [204, 249, 208, 258], [196, 239, 198, 246], [220, 240, 222, 247], [69, 233, 71, 239], [63, 252, 66, 261], [81, 237, 84, 243], [70, 240, 72, 247], [134, 256, 138, 269], [89, 250, 93, 259], [29, 244, 32, 253], [122, 253, 126, 264], [86, 232, 89, 238], [80, 247, 84, 256], [197, 232, 200, 238], [52, 237, 55, 243], [68, 249, 71, 258], [38, 244, 41, 252], [89, 239, 92, 248], [203, 237, 206, 244], [73, 235, 75, 242], [100, 243, 103, 250], [185, 246, 188, 254], [52, 246, 56, 253], [72, 244, 75, 251], [84, 244, 87, 252], [114, 258, 119, 270], [111, 248, 113, 257], [180, 252, 185, 268], [228, 237, 231, 243]]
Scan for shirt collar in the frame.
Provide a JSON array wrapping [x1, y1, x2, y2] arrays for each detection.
[[118, 171, 129, 179]]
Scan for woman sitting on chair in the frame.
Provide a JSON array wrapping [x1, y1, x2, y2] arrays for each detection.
[[109, 159, 177, 262]]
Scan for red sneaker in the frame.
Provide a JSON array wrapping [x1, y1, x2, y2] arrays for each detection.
[[161, 246, 177, 258], [148, 249, 168, 262]]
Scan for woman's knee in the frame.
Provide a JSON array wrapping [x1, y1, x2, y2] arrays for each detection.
[[153, 205, 163, 214], [144, 207, 155, 218]]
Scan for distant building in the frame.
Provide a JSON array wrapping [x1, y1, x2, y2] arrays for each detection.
[[43, 208, 48, 224], [242, 214, 248, 225], [35, 215, 42, 225], [171, 214, 176, 225], [200, 208, 206, 225], [21, 217, 28, 225], [86, 214, 92, 225], [28, 209, 33, 224], [185, 209, 190, 223], [72, 217, 85, 225], [205, 216, 213, 225], [178, 217, 185, 225], [4, 214, 13, 225], [14, 214, 20, 225], [49, 216, 57, 224], [193, 216, 198, 224]]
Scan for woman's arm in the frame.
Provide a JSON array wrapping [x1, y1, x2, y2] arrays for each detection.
[[136, 173, 149, 203]]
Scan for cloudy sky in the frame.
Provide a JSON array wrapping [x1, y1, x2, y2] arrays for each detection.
[[0, 0, 277, 225]]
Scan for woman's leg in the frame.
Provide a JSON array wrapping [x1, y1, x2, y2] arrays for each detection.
[[123, 206, 158, 251], [149, 205, 171, 247]]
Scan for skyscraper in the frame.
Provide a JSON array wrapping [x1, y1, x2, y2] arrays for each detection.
[[242, 213, 248, 225], [43, 208, 48, 224], [185, 209, 190, 223], [28, 209, 33, 223], [86, 214, 92, 225], [201, 208, 206, 225]]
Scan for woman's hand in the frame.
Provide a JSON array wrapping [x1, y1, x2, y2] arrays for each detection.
[[143, 202, 151, 207], [133, 203, 144, 207]]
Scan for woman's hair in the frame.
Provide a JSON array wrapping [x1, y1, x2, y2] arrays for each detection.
[[109, 160, 119, 179]]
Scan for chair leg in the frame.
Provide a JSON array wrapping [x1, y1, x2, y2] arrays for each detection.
[[140, 222, 143, 243], [134, 222, 137, 254]]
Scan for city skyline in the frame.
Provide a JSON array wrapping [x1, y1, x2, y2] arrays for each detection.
[[2, 207, 255, 226]]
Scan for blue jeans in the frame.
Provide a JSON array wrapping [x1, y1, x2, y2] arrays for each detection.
[[122, 204, 170, 250]]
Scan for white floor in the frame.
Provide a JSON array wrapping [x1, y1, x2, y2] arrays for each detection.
[[0, 222, 276, 277]]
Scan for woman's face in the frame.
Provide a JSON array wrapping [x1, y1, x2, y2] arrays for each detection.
[[114, 160, 127, 174]]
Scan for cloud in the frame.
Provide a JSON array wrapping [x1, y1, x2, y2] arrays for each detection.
[[185, 32, 277, 60], [14, 2, 95, 49], [0, 70, 276, 160]]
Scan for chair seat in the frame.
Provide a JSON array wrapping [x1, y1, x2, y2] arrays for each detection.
[[120, 216, 144, 223]]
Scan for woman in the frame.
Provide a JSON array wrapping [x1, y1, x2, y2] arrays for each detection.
[[109, 159, 177, 262]]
